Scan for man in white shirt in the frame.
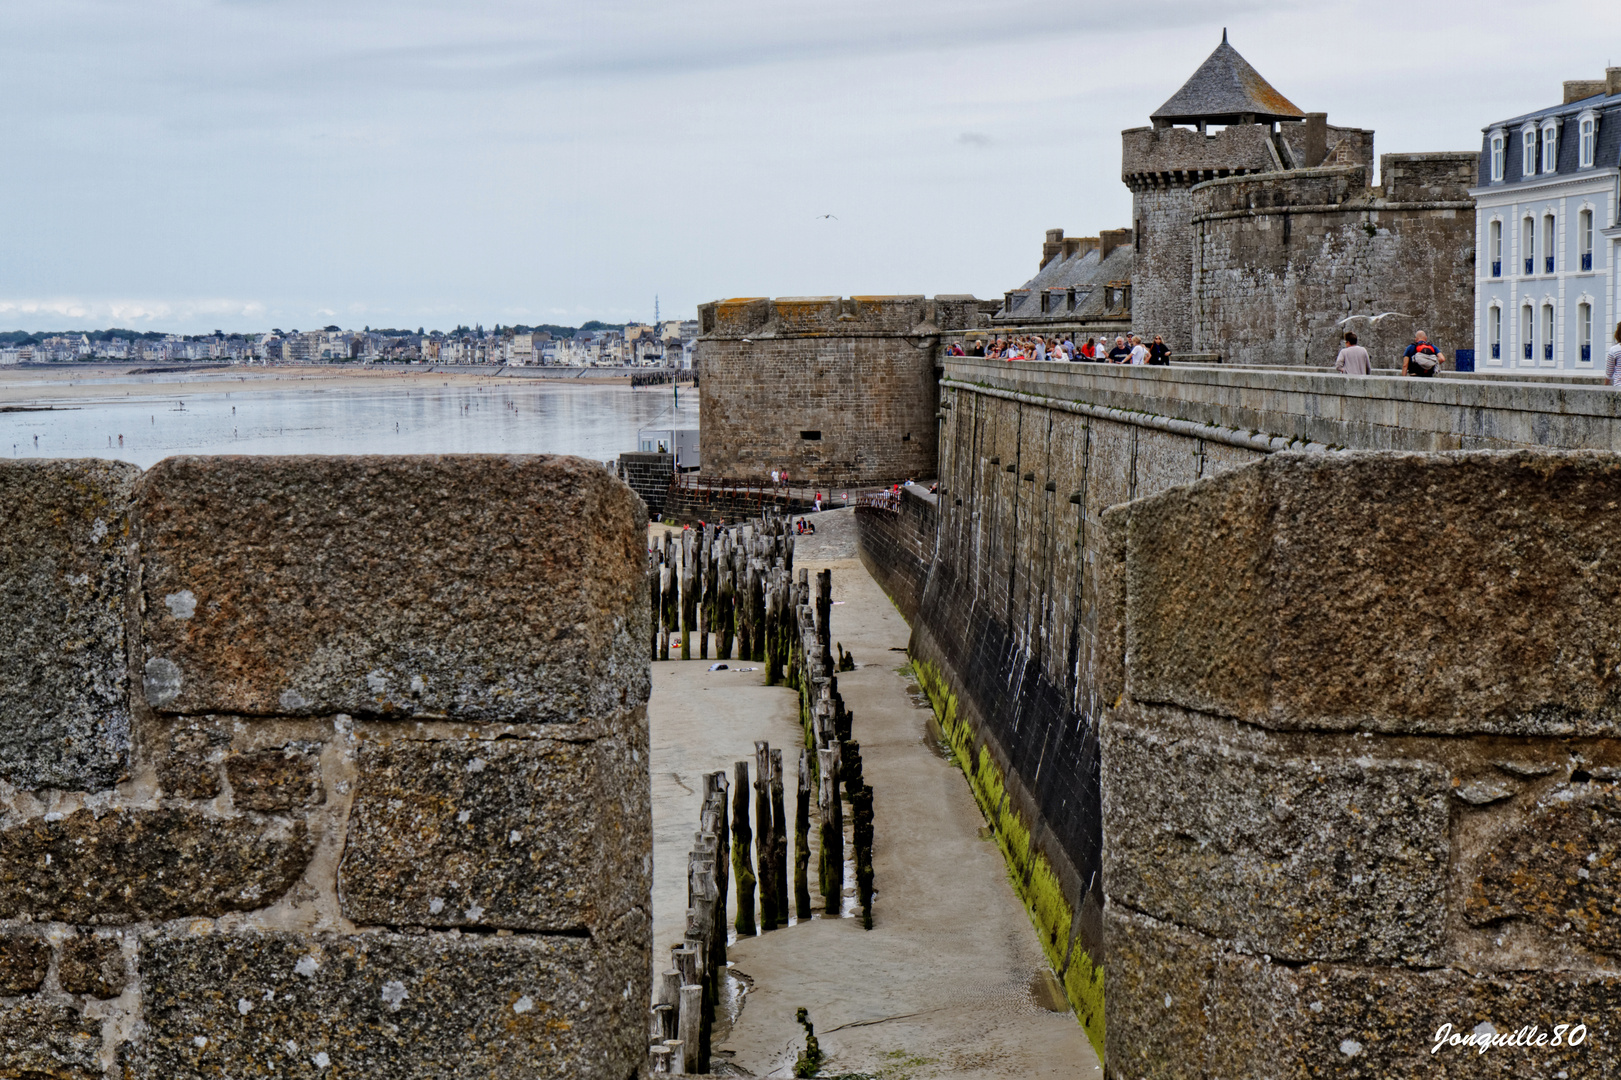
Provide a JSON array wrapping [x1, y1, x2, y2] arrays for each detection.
[[1128, 335, 1150, 365], [1334, 331, 1372, 375]]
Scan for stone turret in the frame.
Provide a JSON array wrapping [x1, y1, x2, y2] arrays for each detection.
[[1123, 32, 1371, 349]]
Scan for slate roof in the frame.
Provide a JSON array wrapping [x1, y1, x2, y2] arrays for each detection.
[[1151, 31, 1304, 125], [1477, 91, 1621, 187], [993, 244, 1136, 324]]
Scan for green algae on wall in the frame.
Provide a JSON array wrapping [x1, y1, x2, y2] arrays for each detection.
[[911, 658, 1106, 1061]]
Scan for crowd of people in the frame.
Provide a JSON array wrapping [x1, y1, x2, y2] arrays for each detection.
[[945, 334, 1171, 365]]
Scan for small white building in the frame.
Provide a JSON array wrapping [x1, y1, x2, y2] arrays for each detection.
[[1472, 70, 1621, 370]]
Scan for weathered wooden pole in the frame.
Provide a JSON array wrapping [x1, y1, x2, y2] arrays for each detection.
[[819, 744, 844, 915], [795, 747, 812, 921], [717, 557, 735, 661], [770, 748, 789, 922], [659, 559, 672, 661], [753, 741, 777, 931], [649, 554, 661, 661], [731, 761, 756, 936], [677, 983, 702, 1074], [815, 568, 833, 673], [680, 530, 695, 659]]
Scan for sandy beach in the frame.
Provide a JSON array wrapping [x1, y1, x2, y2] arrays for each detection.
[[0, 363, 665, 408]]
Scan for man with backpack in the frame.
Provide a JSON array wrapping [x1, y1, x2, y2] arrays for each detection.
[[1403, 331, 1442, 377]]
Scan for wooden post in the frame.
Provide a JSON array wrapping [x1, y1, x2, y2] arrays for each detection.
[[795, 747, 812, 920], [770, 747, 789, 923], [717, 557, 735, 661], [680, 530, 694, 659], [816, 568, 833, 674], [819, 746, 843, 915], [731, 761, 756, 936], [754, 741, 777, 931], [649, 554, 661, 661], [658, 560, 672, 661]]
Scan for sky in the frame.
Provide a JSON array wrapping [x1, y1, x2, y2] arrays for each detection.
[[1, 0, 1617, 334]]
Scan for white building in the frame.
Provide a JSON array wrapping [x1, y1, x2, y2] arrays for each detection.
[[1472, 70, 1621, 370]]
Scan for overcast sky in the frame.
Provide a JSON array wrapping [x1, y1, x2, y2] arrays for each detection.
[[0, 0, 1616, 333]]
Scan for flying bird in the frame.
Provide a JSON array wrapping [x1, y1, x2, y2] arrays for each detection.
[[816, 214, 837, 220], [1337, 312, 1412, 326]]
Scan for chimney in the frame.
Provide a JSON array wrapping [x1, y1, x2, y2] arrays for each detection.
[[1304, 113, 1328, 167], [1610, 67, 1621, 96], [1565, 79, 1605, 104], [1100, 228, 1133, 260], [1040, 228, 1065, 269]]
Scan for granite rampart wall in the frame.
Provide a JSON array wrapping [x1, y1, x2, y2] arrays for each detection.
[[1191, 154, 1479, 367], [695, 296, 992, 486], [1101, 451, 1621, 1078], [852, 488, 937, 625], [0, 455, 650, 1080], [860, 358, 1621, 1060]]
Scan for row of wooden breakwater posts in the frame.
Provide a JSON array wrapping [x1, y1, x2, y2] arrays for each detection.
[[648, 515, 875, 1074]]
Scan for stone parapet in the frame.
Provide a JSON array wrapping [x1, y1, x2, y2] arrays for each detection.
[[0, 455, 650, 1080], [1100, 451, 1621, 1078], [941, 357, 1621, 452]]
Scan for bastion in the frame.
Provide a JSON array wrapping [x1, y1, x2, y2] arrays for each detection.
[[0, 455, 651, 1080], [695, 295, 991, 486]]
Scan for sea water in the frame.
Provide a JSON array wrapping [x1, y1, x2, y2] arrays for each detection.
[[1, 377, 698, 469]]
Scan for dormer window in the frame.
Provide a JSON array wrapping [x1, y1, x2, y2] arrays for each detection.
[[1542, 121, 1559, 173], [1579, 113, 1597, 168], [1490, 131, 1505, 181], [1522, 126, 1538, 177]]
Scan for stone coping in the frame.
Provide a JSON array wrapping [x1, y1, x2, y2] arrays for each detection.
[[942, 356, 1621, 452]]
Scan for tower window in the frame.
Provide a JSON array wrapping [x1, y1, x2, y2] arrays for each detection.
[[800, 430, 822, 440], [1522, 127, 1538, 177], [1542, 122, 1558, 173], [1580, 115, 1597, 168], [1490, 133, 1505, 181]]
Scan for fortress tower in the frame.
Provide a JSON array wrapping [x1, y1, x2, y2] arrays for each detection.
[[1123, 33, 1371, 348]]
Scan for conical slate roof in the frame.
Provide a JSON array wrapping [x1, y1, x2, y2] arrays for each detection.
[[1151, 31, 1304, 125]]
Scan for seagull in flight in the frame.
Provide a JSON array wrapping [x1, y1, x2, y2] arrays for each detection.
[[1337, 312, 1412, 326], [816, 214, 838, 220]]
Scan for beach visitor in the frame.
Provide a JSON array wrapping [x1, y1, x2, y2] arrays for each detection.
[[1148, 336, 1171, 366], [1128, 336, 1150, 365]]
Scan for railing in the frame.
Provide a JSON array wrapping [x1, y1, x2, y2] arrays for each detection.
[[1583, 344, 1592, 362], [1525, 258, 1535, 275], [1582, 253, 1593, 272], [1546, 256, 1556, 274], [1525, 343, 1534, 360], [1491, 260, 1502, 277], [1491, 343, 1501, 360], [1546, 343, 1555, 361], [854, 491, 901, 513]]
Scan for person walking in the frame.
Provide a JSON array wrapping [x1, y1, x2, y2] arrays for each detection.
[[1335, 331, 1372, 375], [1148, 335, 1171, 366], [1403, 331, 1441, 377], [1607, 323, 1621, 387]]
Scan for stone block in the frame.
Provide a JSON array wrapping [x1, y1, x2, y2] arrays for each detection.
[[225, 744, 324, 812], [0, 933, 50, 993], [339, 733, 649, 933], [156, 722, 229, 800], [1102, 707, 1450, 962], [1104, 904, 1621, 1080], [59, 933, 125, 998], [120, 921, 649, 1080], [1466, 775, 1621, 957], [0, 807, 313, 923], [0, 459, 138, 791], [1126, 451, 1621, 736], [136, 455, 648, 722], [0, 1000, 102, 1078]]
